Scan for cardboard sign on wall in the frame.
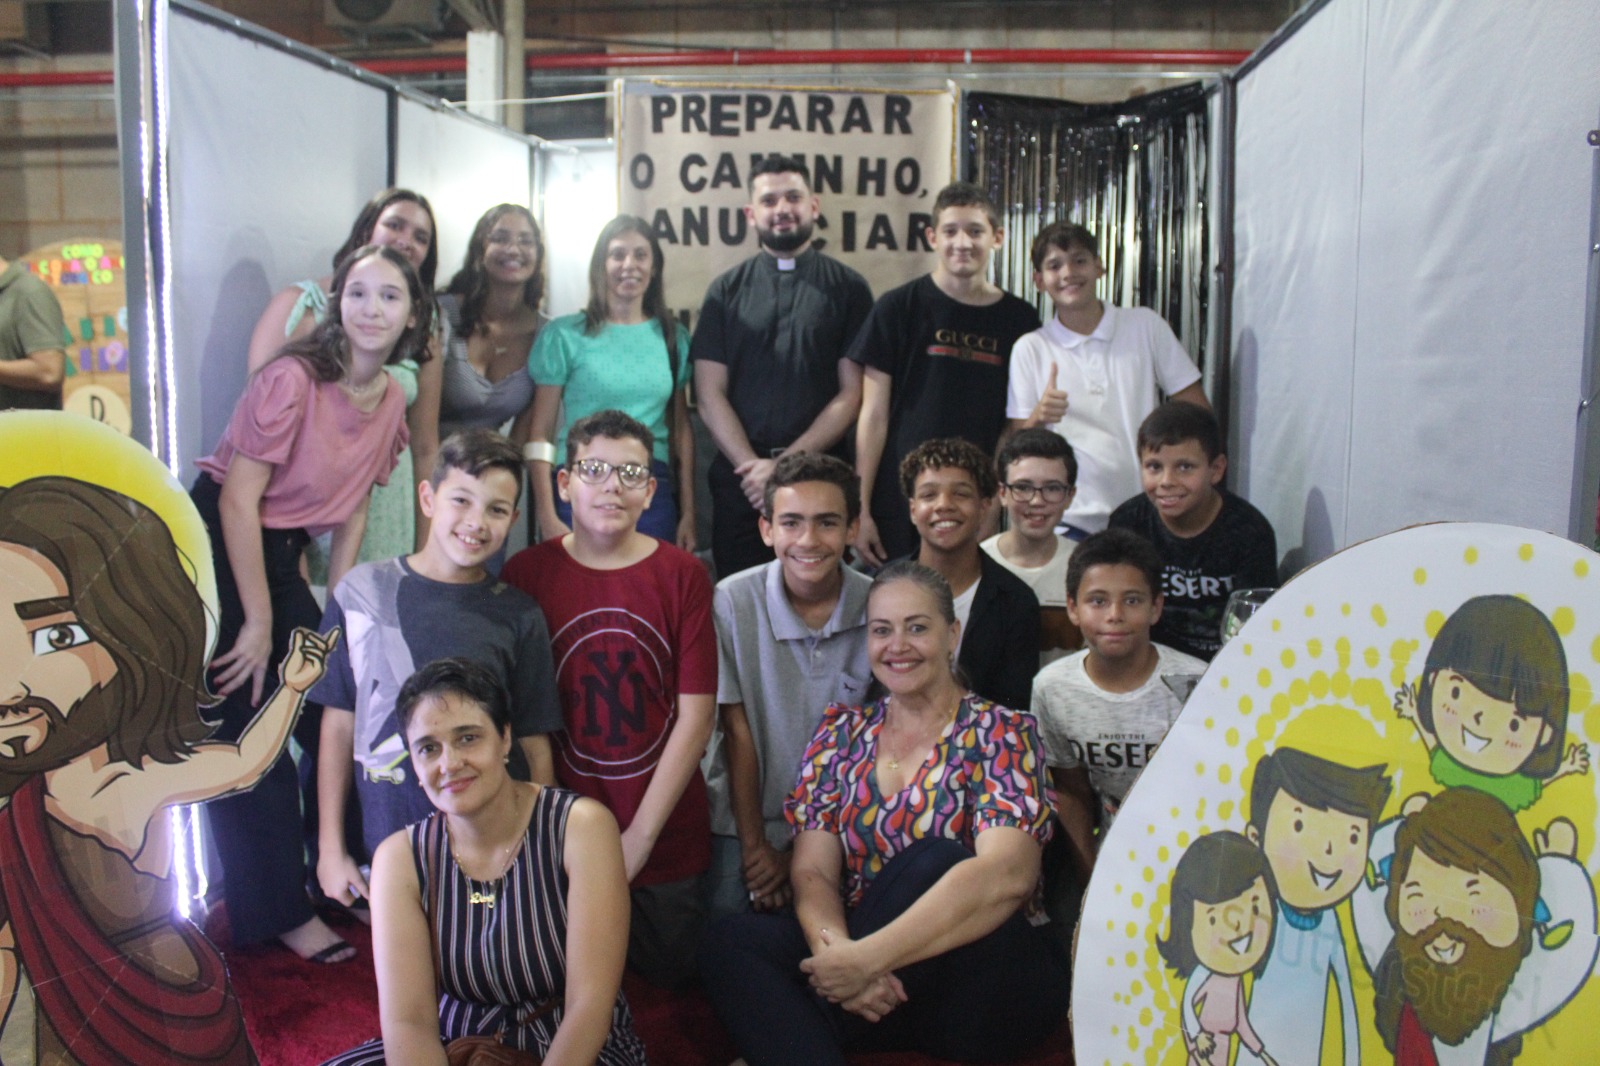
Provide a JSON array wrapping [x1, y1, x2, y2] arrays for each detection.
[[25, 239, 131, 434], [0, 412, 333, 1064]]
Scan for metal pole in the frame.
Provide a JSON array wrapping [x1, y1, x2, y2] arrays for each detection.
[[466, 29, 506, 123], [503, 0, 525, 132], [112, 0, 155, 453], [1212, 76, 1236, 457], [358, 46, 1252, 77], [1568, 114, 1600, 546]]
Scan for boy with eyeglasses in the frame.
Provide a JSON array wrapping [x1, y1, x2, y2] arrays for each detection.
[[1107, 401, 1277, 661], [982, 427, 1083, 666], [502, 409, 717, 988]]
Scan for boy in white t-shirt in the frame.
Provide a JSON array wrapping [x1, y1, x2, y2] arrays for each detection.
[[1032, 528, 1206, 881], [1006, 221, 1209, 536], [981, 426, 1082, 666]]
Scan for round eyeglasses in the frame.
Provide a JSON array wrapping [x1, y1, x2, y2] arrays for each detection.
[[572, 458, 651, 489], [486, 230, 539, 249]]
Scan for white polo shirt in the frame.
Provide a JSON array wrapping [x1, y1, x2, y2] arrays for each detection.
[[1007, 306, 1200, 533]]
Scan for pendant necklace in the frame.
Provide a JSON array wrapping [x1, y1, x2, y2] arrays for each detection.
[[339, 369, 386, 406], [882, 694, 960, 772], [446, 791, 524, 906]]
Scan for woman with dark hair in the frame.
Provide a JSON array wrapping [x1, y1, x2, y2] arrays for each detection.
[[699, 560, 1069, 1065], [436, 204, 547, 445], [245, 188, 443, 565], [321, 658, 647, 1066], [196, 243, 428, 965], [525, 215, 695, 549]]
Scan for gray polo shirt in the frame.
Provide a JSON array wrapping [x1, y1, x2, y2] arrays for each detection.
[[703, 560, 874, 846]]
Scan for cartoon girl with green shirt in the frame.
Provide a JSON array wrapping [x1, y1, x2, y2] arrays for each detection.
[[1395, 594, 1589, 812]]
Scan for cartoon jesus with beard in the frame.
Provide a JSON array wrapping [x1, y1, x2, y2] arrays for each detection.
[[0, 474, 336, 1064], [1352, 788, 1598, 1066]]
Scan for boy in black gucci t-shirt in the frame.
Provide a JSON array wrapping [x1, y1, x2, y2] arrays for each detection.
[[849, 181, 1039, 564]]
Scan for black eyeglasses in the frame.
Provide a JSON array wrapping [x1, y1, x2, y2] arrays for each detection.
[[572, 458, 651, 489], [1003, 481, 1072, 503]]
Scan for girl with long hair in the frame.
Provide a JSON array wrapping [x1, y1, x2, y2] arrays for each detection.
[[525, 215, 696, 549], [245, 188, 443, 564], [436, 203, 547, 445], [195, 244, 430, 964]]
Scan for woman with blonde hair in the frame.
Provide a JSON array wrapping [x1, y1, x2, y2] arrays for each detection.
[[700, 560, 1070, 1064]]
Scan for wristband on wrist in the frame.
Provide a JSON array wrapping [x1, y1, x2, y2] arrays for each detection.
[[523, 441, 557, 465]]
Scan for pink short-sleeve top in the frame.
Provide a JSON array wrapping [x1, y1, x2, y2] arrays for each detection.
[[196, 357, 408, 536]]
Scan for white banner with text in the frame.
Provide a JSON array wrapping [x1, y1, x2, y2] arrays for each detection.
[[616, 80, 958, 314]]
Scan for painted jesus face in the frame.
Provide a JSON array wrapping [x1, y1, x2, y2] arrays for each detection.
[[1387, 845, 1532, 1044], [0, 542, 118, 763], [1397, 848, 1522, 950]]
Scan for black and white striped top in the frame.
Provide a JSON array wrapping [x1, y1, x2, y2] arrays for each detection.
[[413, 786, 648, 1064]]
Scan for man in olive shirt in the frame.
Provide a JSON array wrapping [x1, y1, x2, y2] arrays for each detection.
[[0, 253, 67, 410], [692, 154, 873, 579]]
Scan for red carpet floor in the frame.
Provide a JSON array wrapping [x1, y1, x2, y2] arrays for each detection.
[[214, 908, 1072, 1066]]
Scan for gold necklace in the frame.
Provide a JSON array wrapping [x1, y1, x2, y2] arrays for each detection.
[[881, 694, 961, 772], [445, 790, 525, 906], [485, 314, 533, 360]]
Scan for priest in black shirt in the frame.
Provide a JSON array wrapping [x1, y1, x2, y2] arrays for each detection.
[[691, 154, 874, 579]]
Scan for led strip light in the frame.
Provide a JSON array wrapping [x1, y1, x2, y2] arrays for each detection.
[[134, 0, 210, 919]]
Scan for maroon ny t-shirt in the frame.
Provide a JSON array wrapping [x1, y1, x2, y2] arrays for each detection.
[[502, 539, 716, 885]]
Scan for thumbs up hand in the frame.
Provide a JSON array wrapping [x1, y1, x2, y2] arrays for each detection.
[[1030, 363, 1069, 426]]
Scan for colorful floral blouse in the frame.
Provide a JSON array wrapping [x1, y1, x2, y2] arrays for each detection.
[[785, 694, 1055, 909]]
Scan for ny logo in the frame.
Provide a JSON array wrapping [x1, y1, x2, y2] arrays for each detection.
[[579, 649, 650, 746]]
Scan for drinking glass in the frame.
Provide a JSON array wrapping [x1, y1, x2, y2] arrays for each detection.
[[1220, 588, 1274, 645]]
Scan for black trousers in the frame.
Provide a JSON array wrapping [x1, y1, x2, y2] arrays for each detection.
[[867, 471, 918, 564], [708, 451, 776, 581], [698, 838, 1070, 1066], [192, 475, 325, 945]]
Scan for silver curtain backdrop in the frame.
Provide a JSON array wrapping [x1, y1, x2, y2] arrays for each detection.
[[964, 83, 1212, 371]]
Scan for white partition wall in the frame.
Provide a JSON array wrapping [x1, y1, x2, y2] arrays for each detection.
[[1230, 0, 1600, 569], [394, 98, 535, 285], [537, 140, 618, 319], [1230, 0, 1365, 571], [168, 12, 388, 469], [165, 3, 537, 471]]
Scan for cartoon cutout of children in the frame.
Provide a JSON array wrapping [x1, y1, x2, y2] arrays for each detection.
[[1396, 594, 1589, 812], [1244, 748, 1391, 1066], [1158, 831, 1280, 1066]]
